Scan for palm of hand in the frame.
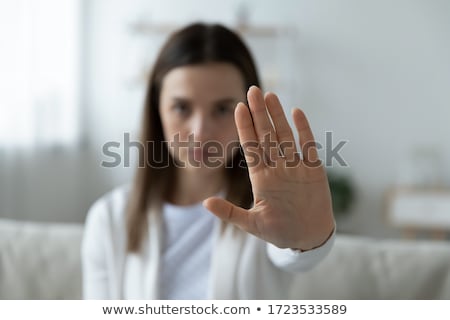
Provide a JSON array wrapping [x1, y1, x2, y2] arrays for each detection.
[[204, 86, 334, 251]]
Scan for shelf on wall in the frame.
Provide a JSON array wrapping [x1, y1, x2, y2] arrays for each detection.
[[128, 21, 293, 38], [125, 21, 299, 101]]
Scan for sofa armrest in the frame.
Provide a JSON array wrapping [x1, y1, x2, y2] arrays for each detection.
[[0, 218, 83, 299]]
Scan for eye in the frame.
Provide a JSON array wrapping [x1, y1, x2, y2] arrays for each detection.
[[172, 102, 190, 116], [214, 104, 233, 117]]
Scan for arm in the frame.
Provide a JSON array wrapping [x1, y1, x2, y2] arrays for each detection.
[[81, 199, 111, 299]]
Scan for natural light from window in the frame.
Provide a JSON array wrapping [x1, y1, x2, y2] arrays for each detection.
[[0, 0, 80, 150]]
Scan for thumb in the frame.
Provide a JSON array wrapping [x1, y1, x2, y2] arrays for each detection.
[[203, 197, 252, 233]]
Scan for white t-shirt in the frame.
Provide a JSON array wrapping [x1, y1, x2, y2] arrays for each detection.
[[160, 201, 215, 299]]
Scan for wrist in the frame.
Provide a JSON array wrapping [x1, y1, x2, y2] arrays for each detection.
[[292, 224, 335, 252]]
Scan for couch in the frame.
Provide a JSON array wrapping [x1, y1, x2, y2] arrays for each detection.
[[1, 218, 450, 299]]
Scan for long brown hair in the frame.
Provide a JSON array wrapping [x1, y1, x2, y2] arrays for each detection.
[[126, 23, 260, 252]]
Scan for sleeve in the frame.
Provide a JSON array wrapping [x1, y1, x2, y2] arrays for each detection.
[[266, 227, 336, 272], [81, 198, 112, 299]]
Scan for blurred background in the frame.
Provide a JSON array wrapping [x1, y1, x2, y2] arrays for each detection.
[[1, 0, 450, 240]]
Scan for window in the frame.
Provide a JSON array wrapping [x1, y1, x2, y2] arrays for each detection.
[[0, 0, 81, 149]]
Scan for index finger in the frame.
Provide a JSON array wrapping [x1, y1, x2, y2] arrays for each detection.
[[235, 102, 264, 172]]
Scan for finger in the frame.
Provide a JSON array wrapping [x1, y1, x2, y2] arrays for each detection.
[[247, 86, 279, 163], [203, 197, 258, 235], [264, 92, 297, 159], [234, 102, 264, 172], [292, 108, 321, 166]]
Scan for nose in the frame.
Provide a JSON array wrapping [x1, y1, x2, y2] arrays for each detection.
[[191, 113, 211, 143]]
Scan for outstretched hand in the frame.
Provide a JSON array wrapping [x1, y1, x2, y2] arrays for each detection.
[[203, 86, 335, 251]]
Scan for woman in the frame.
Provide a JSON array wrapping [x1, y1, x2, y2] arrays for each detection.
[[82, 23, 336, 299]]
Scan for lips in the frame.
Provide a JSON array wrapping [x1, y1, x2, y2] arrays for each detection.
[[189, 148, 208, 161]]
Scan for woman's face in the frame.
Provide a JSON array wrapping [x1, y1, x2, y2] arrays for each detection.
[[159, 63, 246, 173]]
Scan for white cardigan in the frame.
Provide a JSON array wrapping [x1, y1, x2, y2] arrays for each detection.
[[81, 185, 335, 299]]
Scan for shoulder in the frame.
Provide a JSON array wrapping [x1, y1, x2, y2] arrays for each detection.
[[85, 183, 132, 233]]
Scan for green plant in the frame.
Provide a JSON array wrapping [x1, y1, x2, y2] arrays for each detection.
[[327, 171, 355, 215]]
